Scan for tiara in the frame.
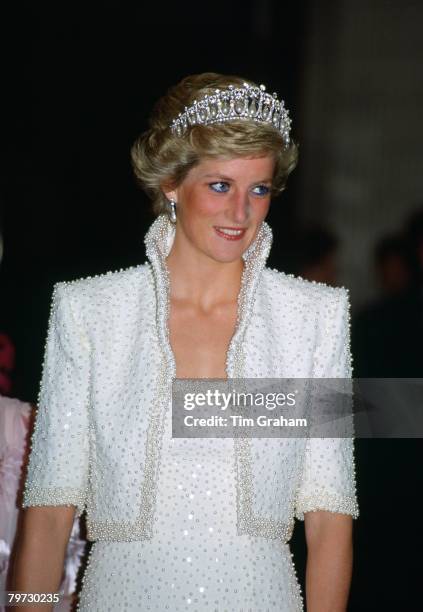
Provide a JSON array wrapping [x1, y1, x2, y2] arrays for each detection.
[[170, 82, 292, 146]]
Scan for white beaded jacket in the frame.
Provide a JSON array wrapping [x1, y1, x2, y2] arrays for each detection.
[[22, 214, 359, 542]]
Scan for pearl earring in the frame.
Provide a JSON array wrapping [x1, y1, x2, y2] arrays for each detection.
[[169, 199, 177, 223]]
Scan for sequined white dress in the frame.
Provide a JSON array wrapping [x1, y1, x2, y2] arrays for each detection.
[[77, 407, 303, 612]]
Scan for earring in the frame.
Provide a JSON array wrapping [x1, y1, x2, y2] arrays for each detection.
[[169, 199, 177, 223]]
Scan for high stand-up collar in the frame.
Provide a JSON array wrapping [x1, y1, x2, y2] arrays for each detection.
[[144, 214, 273, 378]]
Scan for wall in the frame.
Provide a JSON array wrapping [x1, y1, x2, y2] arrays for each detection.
[[298, 0, 423, 306]]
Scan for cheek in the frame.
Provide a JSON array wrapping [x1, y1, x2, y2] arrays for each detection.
[[183, 188, 224, 219]]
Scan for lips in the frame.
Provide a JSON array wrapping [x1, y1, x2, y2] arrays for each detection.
[[214, 226, 247, 241]]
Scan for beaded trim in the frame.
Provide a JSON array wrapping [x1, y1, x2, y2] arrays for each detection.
[[87, 216, 183, 541], [234, 438, 295, 541], [23, 486, 86, 519], [86, 353, 172, 541], [294, 490, 359, 521], [86, 214, 282, 541], [85, 223, 177, 542], [139, 214, 296, 544]]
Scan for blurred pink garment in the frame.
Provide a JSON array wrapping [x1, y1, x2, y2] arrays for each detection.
[[0, 334, 15, 372], [0, 335, 15, 396], [0, 395, 86, 611]]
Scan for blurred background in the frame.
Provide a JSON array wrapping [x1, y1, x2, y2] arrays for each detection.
[[1, 1, 422, 610]]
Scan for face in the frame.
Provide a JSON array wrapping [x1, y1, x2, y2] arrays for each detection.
[[165, 156, 275, 264]]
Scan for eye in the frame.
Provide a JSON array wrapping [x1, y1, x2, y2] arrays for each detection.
[[209, 181, 230, 193], [251, 184, 271, 196]]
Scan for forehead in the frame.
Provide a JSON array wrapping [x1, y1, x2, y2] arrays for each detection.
[[187, 155, 275, 181]]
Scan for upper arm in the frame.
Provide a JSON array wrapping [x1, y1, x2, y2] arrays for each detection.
[[304, 510, 353, 548], [23, 505, 76, 536]]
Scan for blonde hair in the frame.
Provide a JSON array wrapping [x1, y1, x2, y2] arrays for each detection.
[[131, 72, 299, 216]]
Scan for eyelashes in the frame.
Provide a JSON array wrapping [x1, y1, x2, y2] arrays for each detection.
[[208, 182, 271, 196]]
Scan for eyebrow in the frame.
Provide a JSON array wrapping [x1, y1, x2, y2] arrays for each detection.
[[202, 173, 273, 183]]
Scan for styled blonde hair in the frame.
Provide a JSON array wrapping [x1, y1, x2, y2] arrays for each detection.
[[131, 72, 299, 216]]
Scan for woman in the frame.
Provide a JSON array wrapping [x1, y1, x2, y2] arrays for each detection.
[[12, 73, 358, 611]]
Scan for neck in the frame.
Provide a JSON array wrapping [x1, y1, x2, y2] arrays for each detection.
[[165, 228, 244, 310]]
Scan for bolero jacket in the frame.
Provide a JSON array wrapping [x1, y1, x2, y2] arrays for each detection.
[[22, 214, 359, 543]]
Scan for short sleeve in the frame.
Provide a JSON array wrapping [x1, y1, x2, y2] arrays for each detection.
[[294, 288, 359, 520], [22, 282, 90, 518]]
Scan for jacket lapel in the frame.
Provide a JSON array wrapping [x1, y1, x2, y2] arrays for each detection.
[[144, 213, 273, 378], [143, 213, 276, 540]]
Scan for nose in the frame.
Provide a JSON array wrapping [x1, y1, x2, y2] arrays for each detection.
[[229, 188, 250, 225]]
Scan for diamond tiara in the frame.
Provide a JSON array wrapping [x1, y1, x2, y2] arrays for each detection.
[[170, 82, 292, 147]]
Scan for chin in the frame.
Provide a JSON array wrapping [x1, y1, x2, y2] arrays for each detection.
[[204, 241, 249, 265], [209, 251, 244, 264]]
